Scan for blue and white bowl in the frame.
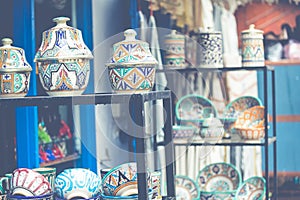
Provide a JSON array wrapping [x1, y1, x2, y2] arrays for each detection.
[[54, 168, 101, 200]]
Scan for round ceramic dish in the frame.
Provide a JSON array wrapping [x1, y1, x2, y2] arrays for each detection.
[[200, 191, 236, 200], [175, 94, 217, 127], [106, 29, 158, 93], [54, 168, 101, 200], [175, 175, 200, 200], [101, 162, 150, 196], [235, 176, 266, 200], [0, 38, 32, 98], [197, 162, 241, 194]]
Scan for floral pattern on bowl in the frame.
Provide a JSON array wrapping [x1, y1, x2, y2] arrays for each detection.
[[235, 176, 266, 200], [175, 175, 200, 200]]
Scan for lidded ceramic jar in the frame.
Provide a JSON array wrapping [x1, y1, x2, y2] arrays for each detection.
[[197, 27, 223, 68], [0, 38, 32, 98], [164, 30, 186, 68], [241, 24, 265, 67], [200, 116, 224, 141], [106, 29, 158, 93], [34, 17, 93, 96]]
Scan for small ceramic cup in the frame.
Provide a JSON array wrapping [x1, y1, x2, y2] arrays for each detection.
[[33, 167, 56, 190]]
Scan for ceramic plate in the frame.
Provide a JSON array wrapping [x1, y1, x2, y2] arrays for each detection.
[[197, 162, 241, 192], [175, 94, 217, 125], [223, 96, 262, 120], [175, 175, 200, 200], [235, 176, 265, 200]]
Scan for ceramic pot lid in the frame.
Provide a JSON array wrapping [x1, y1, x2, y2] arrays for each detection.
[[0, 38, 32, 72], [241, 24, 264, 38], [198, 27, 221, 35], [202, 116, 223, 128], [106, 29, 158, 66], [34, 16, 93, 62], [165, 30, 185, 39]]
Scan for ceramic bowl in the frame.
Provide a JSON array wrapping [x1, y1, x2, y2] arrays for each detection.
[[175, 94, 217, 127], [54, 168, 101, 200], [200, 191, 235, 200], [234, 106, 265, 140], [235, 176, 265, 200], [175, 175, 200, 200], [101, 162, 150, 196], [172, 125, 197, 139], [106, 29, 158, 93], [34, 17, 93, 96], [200, 117, 224, 141], [197, 162, 241, 195], [11, 168, 52, 197], [101, 190, 153, 200], [7, 193, 53, 200], [0, 38, 32, 98]]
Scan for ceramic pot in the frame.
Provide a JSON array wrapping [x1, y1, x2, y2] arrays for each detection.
[[197, 27, 223, 68], [164, 30, 186, 68], [0, 38, 32, 98], [33, 168, 56, 191], [34, 17, 93, 96], [106, 29, 158, 93], [200, 116, 224, 141], [241, 24, 265, 67]]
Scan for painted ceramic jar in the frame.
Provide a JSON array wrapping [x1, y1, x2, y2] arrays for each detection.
[[0, 38, 32, 98], [197, 28, 223, 68], [241, 24, 265, 67], [164, 30, 186, 68], [200, 116, 224, 141], [106, 29, 158, 93], [34, 17, 93, 96]]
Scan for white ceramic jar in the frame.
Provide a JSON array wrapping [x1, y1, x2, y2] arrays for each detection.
[[34, 17, 93, 96], [0, 38, 32, 98], [241, 24, 265, 67]]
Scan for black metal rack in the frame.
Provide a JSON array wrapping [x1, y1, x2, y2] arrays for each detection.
[[0, 91, 176, 200], [156, 66, 277, 200]]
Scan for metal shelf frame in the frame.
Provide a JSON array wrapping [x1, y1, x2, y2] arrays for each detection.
[[156, 65, 277, 200], [0, 91, 176, 200]]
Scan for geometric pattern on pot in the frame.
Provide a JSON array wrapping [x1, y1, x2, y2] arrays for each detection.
[[38, 60, 90, 95], [234, 106, 265, 129], [108, 66, 155, 92], [175, 94, 217, 122], [197, 162, 241, 192], [54, 168, 101, 200], [0, 72, 30, 96], [235, 176, 265, 200], [223, 96, 263, 120], [175, 175, 200, 200]]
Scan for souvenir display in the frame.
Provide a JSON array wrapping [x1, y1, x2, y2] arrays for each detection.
[[241, 24, 265, 67], [175, 175, 200, 200], [235, 176, 266, 200], [106, 29, 158, 93], [164, 30, 186, 68], [0, 38, 32, 98], [34, 17, 93, 96]]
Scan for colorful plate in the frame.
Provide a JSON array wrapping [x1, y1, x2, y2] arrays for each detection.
[[175, 175, 200, 200], [235, 176, 266, 200], [197, 162, 241, 192]]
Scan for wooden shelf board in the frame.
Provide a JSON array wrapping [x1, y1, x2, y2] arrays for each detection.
[[40, 153, 80, 167], [266, 59, 300, 66]]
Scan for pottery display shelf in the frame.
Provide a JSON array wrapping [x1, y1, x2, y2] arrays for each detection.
[[0, 91, 175, 200], [155, 65, 278, 200]]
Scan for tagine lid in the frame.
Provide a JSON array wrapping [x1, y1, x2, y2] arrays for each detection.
[[106, 29, 158, 66], [34, 16, 93, 62], [241, 24, 264, 38], [0, 38, 32, 72]]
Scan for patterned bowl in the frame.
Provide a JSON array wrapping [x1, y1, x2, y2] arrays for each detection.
[[0, 38, 32, 98], [106, 29, 157, 93], [34, 17, 93, 96], [101, 190, 153, 200], [54, 168, 101, 200], [234, 106, 265, 140], [11, 168, 52, 197], [175, 175, 200, 200], [235, 176, 266, 200], [7, 193, 53, 200], [101, 162, 150, 196], [197, 162, 241, 195], [175, 94, 217, 127], [172, 125, 197, 139], [200, 191, 236, 200]]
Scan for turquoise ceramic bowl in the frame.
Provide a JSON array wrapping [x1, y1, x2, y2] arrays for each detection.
[[7, 193, 53, 200], [235, 176, 266, 200], [175, 175, 200, 200], [200, 191, 236, 200], [175, 94, 217, 127], [54, 168, 101, 200]]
